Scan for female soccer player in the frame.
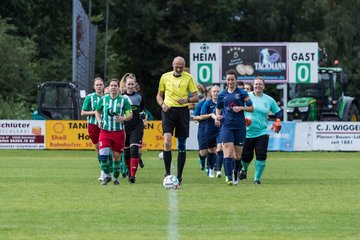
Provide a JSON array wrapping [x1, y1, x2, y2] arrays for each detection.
[[95, 78, 133, 185], [200, 85, 221, 178], [192, 85, 211, 172], [216, 70, 254, 186], [240, 76, 282, 184], [121, 73, 146, 183], [81, 77, 105, 181]]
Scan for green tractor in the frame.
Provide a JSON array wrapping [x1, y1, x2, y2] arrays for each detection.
[[287, 67, 359, 121]]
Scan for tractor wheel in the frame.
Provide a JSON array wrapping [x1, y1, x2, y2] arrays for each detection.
[[348, 104, 359, 121]]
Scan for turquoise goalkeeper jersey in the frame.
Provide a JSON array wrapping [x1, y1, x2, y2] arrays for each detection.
[[244, 92, 281, 138], [96, 94, 132, 131], [82, 92, 102, 124]]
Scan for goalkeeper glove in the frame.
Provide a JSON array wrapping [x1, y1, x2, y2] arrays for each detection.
[[245, 117, 252, 127], [271, 118, 281, 133]]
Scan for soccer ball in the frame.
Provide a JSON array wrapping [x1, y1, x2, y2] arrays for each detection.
[[162, 175, 180, 190], [158, 152, 163, 159]]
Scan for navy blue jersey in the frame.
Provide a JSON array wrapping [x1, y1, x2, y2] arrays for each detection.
[[200, 99, 218, 131], [216, 88, 252, 130], [193, 99, 207, 128]]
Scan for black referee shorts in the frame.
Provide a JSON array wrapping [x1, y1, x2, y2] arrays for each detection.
[[161, 107, 190, 138]]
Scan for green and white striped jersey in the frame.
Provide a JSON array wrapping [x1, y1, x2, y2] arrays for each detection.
[[82, 92, 102, 124], [96, 94, 132, 131]]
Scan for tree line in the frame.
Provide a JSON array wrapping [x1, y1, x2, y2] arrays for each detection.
[[0, 0, 359, 119]]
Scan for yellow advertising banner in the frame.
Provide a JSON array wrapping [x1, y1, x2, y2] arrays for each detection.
[[45, 120, 173, 150], [142, 121, 176, 150], [46, 120, 93, 150]]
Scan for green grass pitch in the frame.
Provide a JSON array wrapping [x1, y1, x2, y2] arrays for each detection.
[[0, 150, 359, 240]]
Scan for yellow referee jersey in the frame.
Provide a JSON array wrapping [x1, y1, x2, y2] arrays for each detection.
[[158, 71, 197, 107]]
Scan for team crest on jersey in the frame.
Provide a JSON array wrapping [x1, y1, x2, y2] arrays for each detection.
[[107, 108, 117, 116], [229, 102, 236, 107], [235, 94, 240, 99]]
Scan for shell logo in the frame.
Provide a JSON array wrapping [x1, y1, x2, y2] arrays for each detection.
[[53, 122, 65, 133]]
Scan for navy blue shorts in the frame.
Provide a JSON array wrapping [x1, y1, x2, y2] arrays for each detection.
[[216, 126, 223, 144], [206, 127, 220, 149], [220, 128, 246, 146], [197, 124, 207, 150]]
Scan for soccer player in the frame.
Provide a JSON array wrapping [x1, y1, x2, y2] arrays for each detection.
[[215, 69, 254, 186], [135, 81, 146, 169], [81, 77, 105, 181], [95, 78, 133, 185], [240, 76, 282, 184], [237, 80, 244, 89], [244, 83, 253, 92], [156, 56, 199, 184], [120, 73, 146, 183], [192, 85, 211, 172], [200, 85, 221, 178]]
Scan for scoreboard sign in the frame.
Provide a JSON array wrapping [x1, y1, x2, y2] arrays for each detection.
[[288, 42, 318, 83], [190, 42, 318, 84], [190, 43, 221, 84]]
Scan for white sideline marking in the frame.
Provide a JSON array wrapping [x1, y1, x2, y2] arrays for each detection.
[[167, 189, 178, 240], [167, 164, 179, 240]]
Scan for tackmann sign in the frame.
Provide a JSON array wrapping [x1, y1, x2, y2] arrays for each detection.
[[221, 43, 287, 83]]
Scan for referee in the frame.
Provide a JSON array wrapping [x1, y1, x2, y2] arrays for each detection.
[[156, 56, 199, 185]]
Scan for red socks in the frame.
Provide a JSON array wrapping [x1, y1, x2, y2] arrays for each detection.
[[130, 158, 139, 177]]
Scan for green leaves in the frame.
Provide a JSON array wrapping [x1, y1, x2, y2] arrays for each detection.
[[0, 0, 360, 119]]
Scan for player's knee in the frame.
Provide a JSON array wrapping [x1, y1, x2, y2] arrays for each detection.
[[99, 147, 111, 162], [163, 133, 172, 150], [177, 137, 186, 151], [113, 160, 121, 170], [130, 145, 139, 158], [99, 147, 110, 156], [241, 153, 253, 163], [124, 148, 130, 160], [256, 153, 267, 161]]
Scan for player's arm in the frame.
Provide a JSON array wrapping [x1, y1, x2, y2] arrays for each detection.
[[200, 100, 212, 120], [187, 91, 199, 104], [212, 108, 221, 127], [187, 77, 200, 104], [95, 99, 104, 127], [271, 109, 283, 133], [95, 110, 102, 128], [156, 89, 170, 112], [81, 110, 96, 116], [118, 98, 133, 122], [215, 93, 224, 121], [81, 97, 95, 116], [138, 93, 147, 124], [215, 108, 223, 121], [240, 93, 254, 112], [122, 109, 133, 121]]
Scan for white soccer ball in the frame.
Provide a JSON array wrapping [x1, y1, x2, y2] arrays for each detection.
[[162, 175, 180, 190], [158, 152, 163, 159]]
